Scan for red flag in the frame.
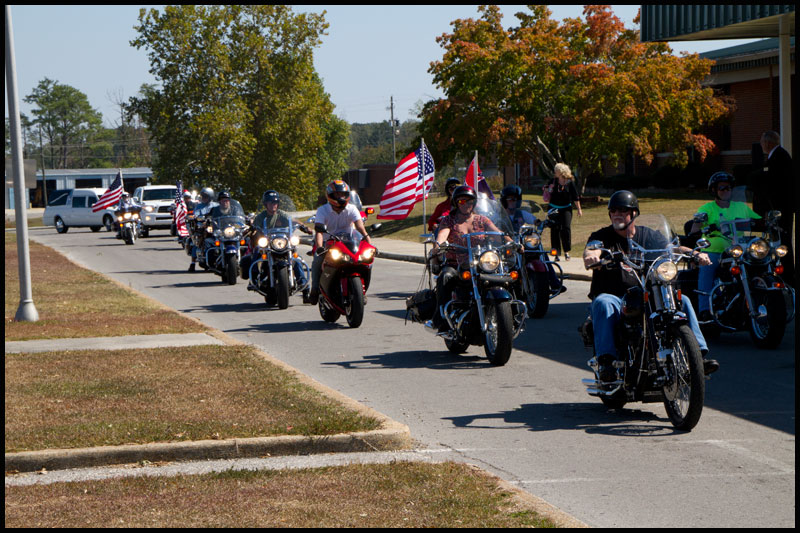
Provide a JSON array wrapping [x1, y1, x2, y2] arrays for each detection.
[[463, 154, 495, 200]]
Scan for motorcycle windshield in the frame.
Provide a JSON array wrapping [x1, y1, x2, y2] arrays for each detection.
[[261, 193, 299, 236], [473, 196, 515, 237], [715, 185, 759, 245], [214, 215, 246, 237], [628, 214, 679, 263]]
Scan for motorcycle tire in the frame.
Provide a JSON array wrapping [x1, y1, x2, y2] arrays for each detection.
[[124, 228, 134, 245], [663, 324, 704, 432], [225, 260, 238, 285], [345, 276, 365, 328], [484, 301, 514, 366], [527, 271, 551, 319], [276, 265, 290, 310], [748, 278, 786, 349]]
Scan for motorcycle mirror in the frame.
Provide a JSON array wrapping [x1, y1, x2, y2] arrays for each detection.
[[420, 232, 434, 243], [692, 212, 708, 223], [370, 223, 382, 232], [307, 215, 316, 223], [767, 210, 782, 221], [586, 240, 604, 251], [695, 238, 711, 250], [314, 222, 327, 234]]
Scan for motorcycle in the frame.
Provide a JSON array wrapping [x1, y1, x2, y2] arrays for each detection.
[[314, 223, 377, 328], [246, 194, 312, 309], [580, 214, 707, 431], [202, 206, 247, 285], [678, 187, 794, 349], [514, 203, 565, 318], [410, 195, 527, 366], [114, 204, 143, 245]]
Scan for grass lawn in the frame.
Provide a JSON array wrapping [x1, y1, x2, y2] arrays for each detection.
[[5, 462, 556, 527]]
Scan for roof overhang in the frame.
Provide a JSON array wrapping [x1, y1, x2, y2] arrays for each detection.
[[641, 5, 795, 42]]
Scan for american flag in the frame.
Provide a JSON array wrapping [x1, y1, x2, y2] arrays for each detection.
[[377, 141, 435, 220], [92, 170, 124, 212], [174, 180, 189, 237], [464, 154, 495, 200]]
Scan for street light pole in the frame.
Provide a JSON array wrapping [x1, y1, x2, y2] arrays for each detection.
[[6, 5, 39, 322]]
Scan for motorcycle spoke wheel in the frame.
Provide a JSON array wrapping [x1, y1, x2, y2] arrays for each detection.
[[748, 279, 786, 349], [483, 301, 513, 366], [663, 325, 704, 431]]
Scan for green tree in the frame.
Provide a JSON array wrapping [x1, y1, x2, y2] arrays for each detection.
[[129, 5, 345, 209], [23, 78, 103, 169], [420, 5, 732, 191]]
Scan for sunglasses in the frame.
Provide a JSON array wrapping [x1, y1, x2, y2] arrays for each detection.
[[609, 207, 632, 214], [717, 185, 732, 191], [456, 198, 476, 206]]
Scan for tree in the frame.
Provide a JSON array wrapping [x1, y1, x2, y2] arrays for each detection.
[[420, 5, 732, 191], [23, 78, 103, 169], [129, 5, 346, 209]]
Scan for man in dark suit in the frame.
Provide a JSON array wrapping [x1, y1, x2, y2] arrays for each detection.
[[754, 131, 795, 285]]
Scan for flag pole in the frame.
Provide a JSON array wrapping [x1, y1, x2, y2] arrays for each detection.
[[421, 138, 426, 235]]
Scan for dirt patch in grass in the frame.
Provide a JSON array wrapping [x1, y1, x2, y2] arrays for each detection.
[[4, 462, 556, 527], [5, 345, 381, 453], [5, 233, 205, 340]]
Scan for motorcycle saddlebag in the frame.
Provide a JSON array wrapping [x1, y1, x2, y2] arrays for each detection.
[[406, 289, 436, 323]]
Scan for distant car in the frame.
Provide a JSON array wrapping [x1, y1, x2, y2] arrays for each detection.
[[42, 188, 117, 234], [132, 185, 178, 236]]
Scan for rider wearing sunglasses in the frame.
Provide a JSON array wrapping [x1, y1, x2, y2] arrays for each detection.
[[689, 172, 761, 321]]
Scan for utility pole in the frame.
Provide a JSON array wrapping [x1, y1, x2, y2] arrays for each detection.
[[389, 96, 396, 165], [6, 5, 39, 322]]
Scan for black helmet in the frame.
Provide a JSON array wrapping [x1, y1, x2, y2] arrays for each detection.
[[500, 184, 523, 208], [607, 190, 639, 218], [450, 185, 478, 210], [262, 190, 280, 205], [326, 180, 350, 208], [217, 190, 231, 200], [444, 177, 461, 195], [707, 171, 733, 195]]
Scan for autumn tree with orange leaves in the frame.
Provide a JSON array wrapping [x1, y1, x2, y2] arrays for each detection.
[[419, 5, 733, 191]]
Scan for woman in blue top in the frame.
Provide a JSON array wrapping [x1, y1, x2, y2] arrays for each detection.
[[689, 172, 760, 320]]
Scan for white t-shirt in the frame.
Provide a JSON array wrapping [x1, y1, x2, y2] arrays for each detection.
[[314, 203, 362, 241]]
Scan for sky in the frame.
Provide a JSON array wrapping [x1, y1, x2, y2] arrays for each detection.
[[6, 5, 761, 128]]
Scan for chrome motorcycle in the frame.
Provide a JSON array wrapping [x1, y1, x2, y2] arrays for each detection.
[[203, 210, 247, 285], [114, 204, 143, 245], [580, 215, 707, 431], [514, 204, 565, 318]]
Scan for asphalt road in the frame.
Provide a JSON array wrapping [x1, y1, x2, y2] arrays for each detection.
[[26, 227, 795, 528]]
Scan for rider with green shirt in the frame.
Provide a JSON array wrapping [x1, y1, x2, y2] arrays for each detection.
[[689, 172, 761, 320]]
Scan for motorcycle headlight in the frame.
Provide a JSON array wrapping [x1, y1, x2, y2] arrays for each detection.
[[223, 226, 236, 238], [478, 251, 501, 272], [726, 245, 743, 258], [132, 213, 139, 220], [328, 248, 347, 262], [523, 234, 540, 248], [359, 247, 376, 263], [654, 260, 678, 282], [206, 226, 214, 234], [748, 239, 769, 260], [117, 216, 123, 221], [290, 235, 300, 246], [775, 245, 788, 258], [271, 237, 288, 250], [257, 237, 268, 248], [123, 212, 132, 220]]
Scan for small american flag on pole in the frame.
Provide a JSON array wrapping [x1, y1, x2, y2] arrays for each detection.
[[377, 140, 435, 220], [174, 181, 189, 237], [92, 170, 124, 212]]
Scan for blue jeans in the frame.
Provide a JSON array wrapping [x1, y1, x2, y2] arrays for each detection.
[[697, 252, 721, 313], [591, 292, 709, 357]]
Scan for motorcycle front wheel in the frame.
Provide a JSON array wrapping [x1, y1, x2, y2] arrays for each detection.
[[345, 276, 365, 328], [224, 258, 238, 285], [663, 325, 704, 431], [483, 301, 513, 366], [276, 265, 290, 309], [526, 271, 550, 318], [748, 277, 786, 349]]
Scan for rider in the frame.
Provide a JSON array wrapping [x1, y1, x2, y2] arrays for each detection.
[[187, 187, 216, 272], [241, 190, 313, 302], [500, 184, 536, 232], [209, 190, 243, 218], [308, 180, 372, 305], [582, 190, 719, 379], [689, 172, 761, 322], [427, 178, 461, 233], [428, 185, 509, 332]]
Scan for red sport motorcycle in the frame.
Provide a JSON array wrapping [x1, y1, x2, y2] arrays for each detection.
[[314, 225, 377, 328]]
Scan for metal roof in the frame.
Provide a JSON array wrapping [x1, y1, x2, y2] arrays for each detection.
[[641, 5, 795, 42]]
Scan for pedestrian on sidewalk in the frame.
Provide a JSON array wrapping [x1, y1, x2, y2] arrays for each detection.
[[543, 163, 582, 261]]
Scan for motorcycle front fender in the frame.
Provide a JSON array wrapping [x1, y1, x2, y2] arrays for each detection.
[[526, 259, 549, 273], [482, 287, 513, 303]]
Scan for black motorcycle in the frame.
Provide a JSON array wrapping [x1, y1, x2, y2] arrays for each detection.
[[580, 215, 707, 431], [247, 213, 311, 309], [409, 196, 527, 366], [114, 204, 143, 245], [679, 205, 793, 349], [514, 204, 565, 318], [202, 213, 247, 285]]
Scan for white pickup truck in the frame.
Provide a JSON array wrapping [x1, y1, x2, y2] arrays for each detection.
[[42, 188, 117, 233], [132, 184, 178, 236]]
